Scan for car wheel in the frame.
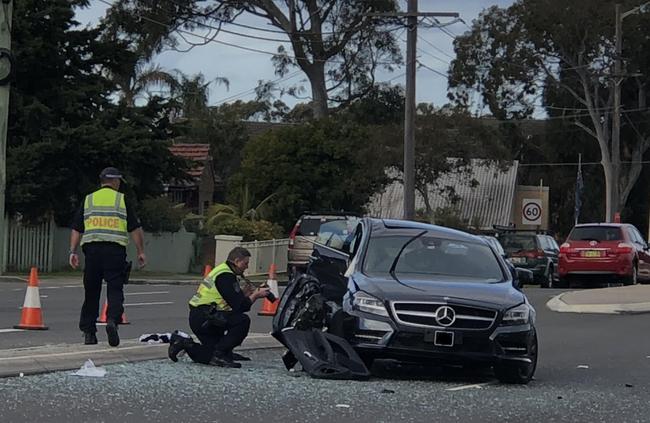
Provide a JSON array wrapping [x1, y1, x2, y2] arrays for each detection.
[[494, 330, 538, 385], [541, 267, 554, 289], [623, 265, 638, 286]]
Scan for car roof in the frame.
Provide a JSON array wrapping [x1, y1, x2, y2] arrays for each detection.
[[369, 218, 482, 242], [573, 223, 626, 227]]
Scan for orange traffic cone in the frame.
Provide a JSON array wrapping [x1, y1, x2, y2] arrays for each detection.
[[97, 301, 130, 325], [258, 263, 280, 316], [14, 267, 48, 330], [203, 264, 213, 277]]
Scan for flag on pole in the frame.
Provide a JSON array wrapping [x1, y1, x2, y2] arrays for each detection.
[[574, 158, 584, 225]]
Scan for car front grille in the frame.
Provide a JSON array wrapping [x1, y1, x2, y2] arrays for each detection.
[[391, 302, 497, 330]]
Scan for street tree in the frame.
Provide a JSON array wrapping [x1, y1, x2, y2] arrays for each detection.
[[234, 118, 390, 230], [8, 0, 187, 224], [104, 0, 402, 118], [448, 0, 650, 221]]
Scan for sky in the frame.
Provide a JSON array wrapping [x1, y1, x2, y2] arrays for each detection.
[[74, 0, 516, 110]]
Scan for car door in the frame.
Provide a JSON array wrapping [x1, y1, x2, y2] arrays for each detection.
[[629, 226, 650, 280], [307, 223, 353, 302]]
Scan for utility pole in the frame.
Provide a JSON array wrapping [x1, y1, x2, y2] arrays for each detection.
[[403, 0, 417, 220], [370, 4, 459, 220], [0, 0, 12, 274], [611, 2, 622, 223], [611, 1, 650, 222]]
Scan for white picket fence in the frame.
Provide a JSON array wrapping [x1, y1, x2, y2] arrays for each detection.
[[239, 238, 290, 276], [213, 235, 289, 277], [2, 218, 56, 272]]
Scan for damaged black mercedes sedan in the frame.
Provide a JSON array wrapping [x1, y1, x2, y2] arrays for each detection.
[[272, 218, 538, 384]]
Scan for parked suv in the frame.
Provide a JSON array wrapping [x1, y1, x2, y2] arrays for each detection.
[[287, 212, 359, 279], [496, 231, 560, 288], [558, 223, 650, 287]]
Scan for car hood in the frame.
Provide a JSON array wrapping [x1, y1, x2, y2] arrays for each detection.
[[351, 273, 525, 309]]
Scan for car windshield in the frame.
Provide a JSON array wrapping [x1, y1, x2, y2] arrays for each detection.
[[499, 234, 536, 254], [363, 231, 504, 282], [568, 226, 623, 242]]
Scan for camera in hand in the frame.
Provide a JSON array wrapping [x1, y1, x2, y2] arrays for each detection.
[[266, 290, 277, 303]]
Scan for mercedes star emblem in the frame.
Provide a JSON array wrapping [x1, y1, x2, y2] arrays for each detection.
[[434, 306, 456, 327]]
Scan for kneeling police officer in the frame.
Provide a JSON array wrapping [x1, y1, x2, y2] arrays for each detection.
[[168, 247, 270, 367]]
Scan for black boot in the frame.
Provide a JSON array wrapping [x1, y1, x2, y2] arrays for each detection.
[[84, 332, 98, 345], [230, 351, 251, 361], [168, 331, 193, 362], [106, 320, 120, 347], [209, 350, 241, 368]]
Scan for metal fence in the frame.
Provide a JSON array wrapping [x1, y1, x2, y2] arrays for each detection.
[[3, 218, 55, 272], [238, 238, 289, 276]]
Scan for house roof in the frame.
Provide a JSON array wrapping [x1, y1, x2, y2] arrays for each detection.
[[169, 144, 210, 178], [366, 159, 519, 230]]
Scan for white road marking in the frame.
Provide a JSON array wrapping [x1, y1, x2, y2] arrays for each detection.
[[124, 301, 174, 307], [0, 328, 25, 333], [40, 286, 61, 290], [124, 291, 169, 296], [40, 295, 48, 298], [1, 345, 164, 360], [446, 382, 494, 391]]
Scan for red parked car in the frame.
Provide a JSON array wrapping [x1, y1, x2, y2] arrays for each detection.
[[558, 223, 650, 287]]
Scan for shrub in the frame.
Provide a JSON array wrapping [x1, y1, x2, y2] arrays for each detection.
[[138, 197, 186, 233]]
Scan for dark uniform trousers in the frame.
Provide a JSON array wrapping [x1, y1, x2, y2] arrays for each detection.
[[79, 242, 127, 334], [186, 305, 251, 364]]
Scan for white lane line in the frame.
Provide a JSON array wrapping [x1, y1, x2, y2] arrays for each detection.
[[63, 285, 82, 288], [446, 382, 494, 391], [40, 287, 61, 290], [124, 301, 174, 307], [0, 328, 25, 333], [2, 345, 164, 360], [124, 291, 169, 296]]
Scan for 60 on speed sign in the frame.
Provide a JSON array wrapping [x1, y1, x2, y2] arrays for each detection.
[[522, 199, 542, 225]]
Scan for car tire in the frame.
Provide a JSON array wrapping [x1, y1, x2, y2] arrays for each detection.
[[494, 330, 538, 385], [541, 267, 554, 289], [623, 264, 638, 286]]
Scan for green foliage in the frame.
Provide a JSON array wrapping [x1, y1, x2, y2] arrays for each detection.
[[205, 217, 283, 242], [138, 197, 186, 233], [6, 1, 188, 225], [105, 0, 402, 117], [234, 118, 391, 230], [449, 0, 650, 221], [416, 207, 473, 232]]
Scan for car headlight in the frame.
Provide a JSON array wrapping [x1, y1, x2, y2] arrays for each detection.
[[352, 291, 388, 317], [501, 303, 531, 325]]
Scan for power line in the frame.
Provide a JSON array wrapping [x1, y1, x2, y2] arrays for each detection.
[[518, 160, 650, 167], [98, 0, 404, 66], [417, 34, 454, 60], [417, 60, 448, 79]]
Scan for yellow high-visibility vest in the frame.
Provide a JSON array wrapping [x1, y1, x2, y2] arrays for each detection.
[[189, 262, 234, 310], [81, 187, 128, 246]]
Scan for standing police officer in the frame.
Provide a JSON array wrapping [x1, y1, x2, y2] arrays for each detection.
[[168, 247, 270, 367], [69, 167, 146, 347]]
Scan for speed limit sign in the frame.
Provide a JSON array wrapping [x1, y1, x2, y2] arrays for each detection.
[[522, 199, 542, 225]]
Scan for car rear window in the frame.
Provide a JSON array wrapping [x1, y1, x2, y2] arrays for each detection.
[[568, 226, 623, 242], [297, 216, 347, 236], [499, 234, 537, 253]]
